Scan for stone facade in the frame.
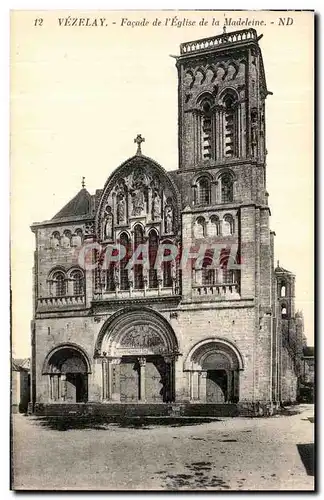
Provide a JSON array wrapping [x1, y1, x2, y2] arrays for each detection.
[[30, 28, 304, 416]]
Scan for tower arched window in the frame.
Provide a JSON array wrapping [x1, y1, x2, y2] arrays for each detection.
[[133, 225, 144, 290], [148, 229, 159, 289], [220, 173, 234, 203], [201, 99, 213, 159], [52, 271, 66, 297], [197, 177, 211, 206], [223, 95, 237, 158], [70, 270, 84, 295], [119, 232, 130, 290]]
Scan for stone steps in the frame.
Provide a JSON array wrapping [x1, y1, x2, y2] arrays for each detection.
[[33, 402, 239, 418]]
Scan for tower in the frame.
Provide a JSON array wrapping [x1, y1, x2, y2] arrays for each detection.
[[175, 29, 272, 307], [174, 28, 276, 407], [177, 28, 268, 171], [275, 261, 296, 319]]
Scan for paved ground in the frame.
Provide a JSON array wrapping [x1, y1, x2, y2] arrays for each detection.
[[12, 404, 314, 491]]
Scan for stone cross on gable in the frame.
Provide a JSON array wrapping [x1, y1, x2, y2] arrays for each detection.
[[134, 134, 145, 155]]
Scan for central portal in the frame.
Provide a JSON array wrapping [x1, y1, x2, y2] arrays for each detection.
[[119, 355, 172, 403], [96, 307, 179, 403]]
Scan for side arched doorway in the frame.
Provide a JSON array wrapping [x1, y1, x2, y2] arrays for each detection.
[[43, 344, 91, 403], [184, 338, 244, 404], [95, 307, 179, 403]]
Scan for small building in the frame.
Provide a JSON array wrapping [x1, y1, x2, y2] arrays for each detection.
[[12, 358, 30, 413]]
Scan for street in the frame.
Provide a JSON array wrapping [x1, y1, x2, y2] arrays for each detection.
[[12, 404, 314, 491]]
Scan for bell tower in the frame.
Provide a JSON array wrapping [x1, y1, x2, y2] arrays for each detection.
[[176, 28, 269, 170]]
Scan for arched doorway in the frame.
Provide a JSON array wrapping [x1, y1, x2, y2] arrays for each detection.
[[43, 344, 91, 403], [95, 307, 179, 403], [184, 338, 244, 403]]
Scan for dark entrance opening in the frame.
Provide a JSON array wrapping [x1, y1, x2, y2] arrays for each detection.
[[45, 346, 89, 403], [66, 373, 88, 403], [146, 356, 173, 403], [119, 355, 174, 403], [206, 369, 228, 403]]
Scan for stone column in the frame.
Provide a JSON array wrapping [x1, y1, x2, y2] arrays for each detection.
[[215, 108, 221, 161], [189, 371, 194, 401], [237, 104, 241, 157], [107, 360, 113, 401], [164, 356, 175, 402], [60, 374, 66, 401], [193, 110, 201, 164], [240, 101, 246, 158], [199, 371, 208, 402], [111, 358, 121, 402], [102, 358, 108, 401], [227, 370, 232, 403], [67, 278, 73, 296], [218, 108, 224, 161], [139, 357, 146, 402], [193, 371, 200, 401], [128, 272, 134, 297], [190, 371, 200, 401], [211, 181, 218, 205], [52, 375, 58, 401], [48, 375, 53, 402], [143, 270, 148, 297]]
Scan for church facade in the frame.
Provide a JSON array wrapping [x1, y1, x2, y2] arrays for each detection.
[[30, 28, 303, 416]]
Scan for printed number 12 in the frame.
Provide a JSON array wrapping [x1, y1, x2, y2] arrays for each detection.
[[34, 18, 43, 26]]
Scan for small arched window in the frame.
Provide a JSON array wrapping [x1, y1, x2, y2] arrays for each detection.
[[70, 270, 84, 295], [281, 304, 287, 318], [51, 231, 60, 249], [52, 271, 66, 297], [209, 215, 221, 236], [223, 214, 235, 235], [195, 217, 206, 239], [221, 173, 234, 203], [280, 283, 286, 297], [61, 230, 71, 248]]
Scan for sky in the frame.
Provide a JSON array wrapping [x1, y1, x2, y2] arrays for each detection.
[[10, 10, 314, 357]]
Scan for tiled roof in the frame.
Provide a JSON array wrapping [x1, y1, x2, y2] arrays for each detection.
[[12, 358, 30, 371], [52, 188, 92, 220]]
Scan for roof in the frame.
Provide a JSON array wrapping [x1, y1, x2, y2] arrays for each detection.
[[275, 261, 295, 275], [51, 188, 92, 221], [12, 358, 30, 371]]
